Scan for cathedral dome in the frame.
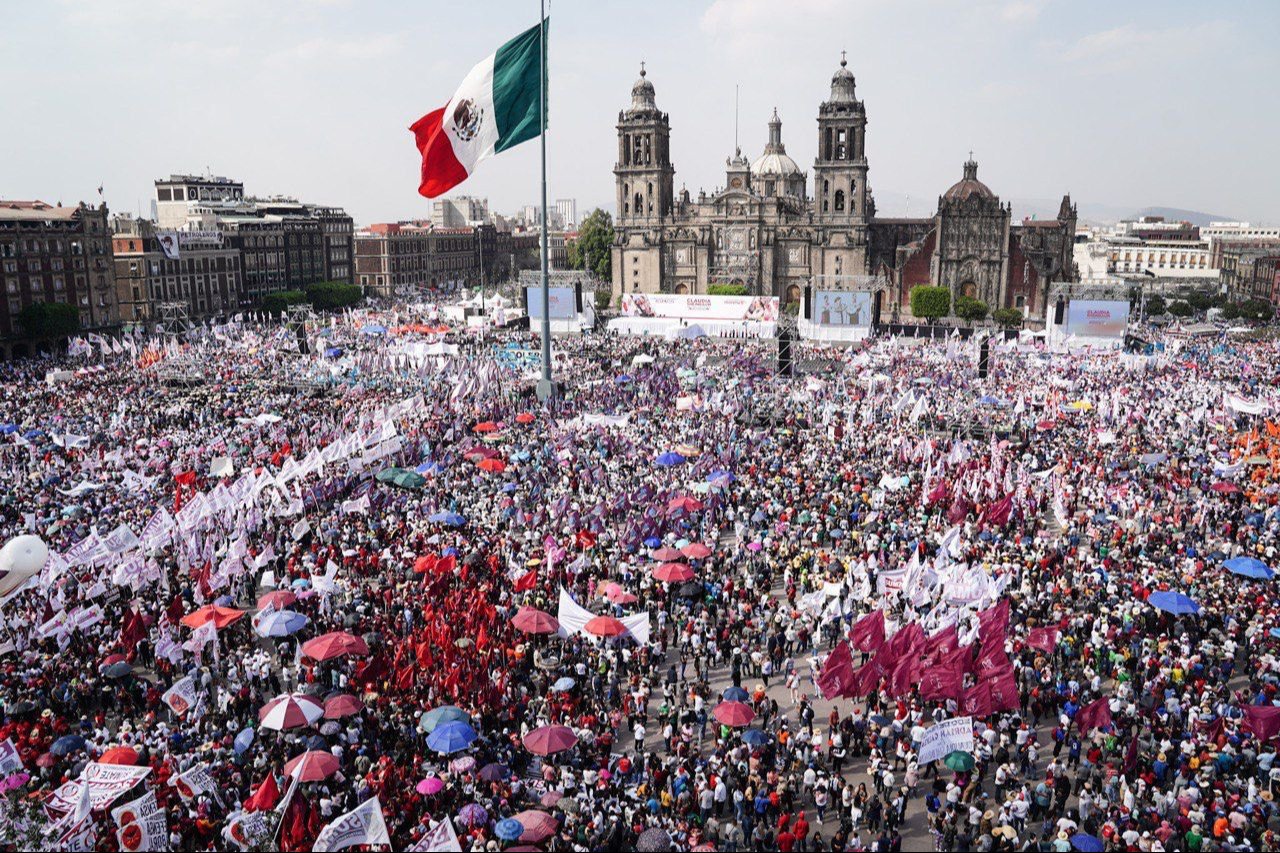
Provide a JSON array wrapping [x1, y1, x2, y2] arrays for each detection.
[[828, 55, 857, 104], [944, 157, 995, 202], [750, 109, 803, 178], [629, 64, 657, 113]]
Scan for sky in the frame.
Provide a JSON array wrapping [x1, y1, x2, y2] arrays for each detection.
[[2, 0, 1277, 227]]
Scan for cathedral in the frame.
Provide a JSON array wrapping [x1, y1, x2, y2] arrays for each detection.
[[610, 58, 1078, 319]]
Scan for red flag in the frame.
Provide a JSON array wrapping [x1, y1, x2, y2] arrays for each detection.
[[816, 640, 856, 700], [1242, 705, 1280, 742], [849, 610, 886, 653], [887, 622, 925, 658], [396, 664, 415, 691], [1074, 696, 1113, 733], [919, 661, 964, 702], [574, 530, 597, 549], [851, 659, 883, 697], [981, 493, 1013, 527], [888, 653, 919, 700], [925, 625, 960, 661], [926, 479, 948, 505], [165, 595, 185, 626], [1026, 626, 1059, 654], [243, 772, 282, 812], [985, 669, 1020, 713], [513, 568, 538, 592], [961, 681, 993, 717], [436, 554, 457, 574], [975, 645, 1010, 679], [977, 599, 1010, 646], [119, 609, 147, 650]]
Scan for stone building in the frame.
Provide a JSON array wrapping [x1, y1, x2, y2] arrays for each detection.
[[610, 59, 1077, 318]]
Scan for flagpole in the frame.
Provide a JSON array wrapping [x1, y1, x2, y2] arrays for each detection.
[[535, 0, 557, 401]]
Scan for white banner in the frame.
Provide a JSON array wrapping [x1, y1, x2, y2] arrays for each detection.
[[170, 762, 216, 801], [620, 292, 779, 322], [112, 789, 167, 852], [162, 676, 199, 716], [312, 796, 391, 852], [409, 817, 462, 852], [917, 716, 975, 765], [0, 738, 22, 775]]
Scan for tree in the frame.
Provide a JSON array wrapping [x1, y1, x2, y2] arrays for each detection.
[[992, 307, 1023, 328], [1240, 298, 1274, 322], [1220, 302, 1242, 320], [16, 301, 80, 338], [566, 209, 613, 281], [909, 285, 951, 322], [954, 296, 989, 323], [305, 281, 363, 311], [260, 290, 307, 315], [594, 289, 612, 312], [1144, 295, 1166, 317], [707, 283, 749, 296], [1168, 300, 1194, 317], [1186, 291, 1214, 312]]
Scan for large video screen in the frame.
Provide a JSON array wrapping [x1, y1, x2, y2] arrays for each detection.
[[525, 286, 576, 319], [1066, 300, 1129, 338], [813, 290, 873, 327], [620, 293, 779, 322]]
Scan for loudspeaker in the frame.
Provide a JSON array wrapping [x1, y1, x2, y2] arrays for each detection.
[[777, 328, 793, 376], [978, 338, 990, 379], [1054, 297, 1065, 325], [295, 323, 309, 355], [575, 282, 583, 313], [802, 286, 811, 320], [522, 285, 530, 316], [872, 291, 883, 327]]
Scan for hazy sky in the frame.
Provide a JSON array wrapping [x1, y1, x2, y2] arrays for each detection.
[[3, 0, 1277, 226]]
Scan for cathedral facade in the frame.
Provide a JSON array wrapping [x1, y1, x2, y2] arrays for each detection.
[[611, 60, 1077, 319]]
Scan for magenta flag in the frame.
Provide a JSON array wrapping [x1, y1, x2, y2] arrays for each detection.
[[919, 661, 965, 702], [961, 681, 992, 717], [849, 610, 886, 654], [986, 669, 1021, 713], [1026, 626, 1059, 654], [1243, 705, 1280, 742], [1074, 696, 1113, 733], [816, 640, 857, 700], [977, 599, 1010, 646]]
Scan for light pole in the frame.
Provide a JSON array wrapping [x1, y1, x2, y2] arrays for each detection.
[[534, 0, 557, 401]]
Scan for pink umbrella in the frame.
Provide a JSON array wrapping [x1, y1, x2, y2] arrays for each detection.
[[653, 563, 694, 583], [512, 606, 560, 634], [513, 809, 559, 843], [523, 725, 578, 755], [416, 776, 444, 795], [601, 583, 638, 605], [1210, 481, 1241, 494], [284, 750, 340, 781], [746, 541, 763, 552], [667, 495, 704, 514], [449, 756, 476, 774], [713, 700, 756, 728], [259, 694, 324, 730], [540, 790, 563, 807], [584, 615, 628, 638], [302, 631, 369, 661], [681, 542, 713, 559], [650, 546, 684, 561], [323, 693, 364, 720]]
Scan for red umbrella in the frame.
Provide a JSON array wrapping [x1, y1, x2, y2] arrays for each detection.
[[1036, 420, 1056, 432], [302, 631, 369, 661], [463, 446, 500, 461], [36, 752, 56, 768], [101, 653, 127, 667], [323, 693, 364, 719], [256, 590, 297, 611], [667, 495, 704, 514], [681, 542, 713, 559], [284, 750, 340, 781], [653, 563, 695, 583], [259, 694, 325, 730], [713, 700, 756, 727], [584, 615, 628, 638], [99, 746, 139, 765], [473, 421, 500, 433], [650, 546, 684, 561], [515, 412, 536, 424], [477, 457, 507, 473], [1210, 481, 1241, 494], [601, 582, 637, 605], [511, 606, 560, 634], [523, 725, 578, 755], [513, 810, 559, 843], [180, 605, 245, 629]]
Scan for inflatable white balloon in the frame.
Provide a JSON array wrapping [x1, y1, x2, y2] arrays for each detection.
[[0, 535, 49, 598]]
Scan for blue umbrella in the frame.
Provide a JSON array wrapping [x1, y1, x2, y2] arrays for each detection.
[[416, 461, 444, 476], [323, 347, 343, 358], [1270, 628, 1280, 639], [22, 429, 42, 440], [643, 537, 662, 548], [722, 686, 750, 702], [495, 818, 525, 841], [741, 729, 769, 746], [1223, 556, 1274, 580], [978, 395, 1002, 406], [552, 676, 576, 691], [428, 511, 466, 526], [290, 578, 311, 589], [655, 452, 685, 467], [215, 594, 235, 606], [50, 735, 86, 756], [360, 324, 387, 336], [234, 727, 256, 755], [1070, 834, 1104, 853], [427, 720, 477, 754], [255, 610, 309, 637], [1147, 590, 1201, 615], [419, 705, 470, 733], [0, 424, 15, 435], [706, 470, 736, 484], [501, 482, 518, 493], [615, 375, 633, 385]]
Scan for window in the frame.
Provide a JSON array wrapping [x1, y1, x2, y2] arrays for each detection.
[[834, 190, 845, 212], [836, 129, 847, 159], [1015, 296, 1025, 308], [157, 188, 172, 201]]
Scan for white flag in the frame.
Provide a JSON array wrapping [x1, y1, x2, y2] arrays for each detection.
[[409, 816, 462, 852], [312, 796, 392, 852]]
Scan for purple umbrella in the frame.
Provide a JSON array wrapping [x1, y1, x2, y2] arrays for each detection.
[[456, 803, 488, 827]]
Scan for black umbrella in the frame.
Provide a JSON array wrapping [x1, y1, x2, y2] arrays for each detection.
[[6, 700, 36, 716], [676, 581, 703, 599], [635, 827, 672, 852], [103, 661, 134, 679]]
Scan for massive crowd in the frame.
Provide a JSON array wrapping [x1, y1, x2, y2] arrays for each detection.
[[0, 307, 1278, 852]]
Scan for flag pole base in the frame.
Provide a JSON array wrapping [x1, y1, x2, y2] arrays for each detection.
[[535, 379, 561, 402]]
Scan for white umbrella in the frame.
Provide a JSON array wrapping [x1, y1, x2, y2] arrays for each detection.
[[258, 693, 324, 731]]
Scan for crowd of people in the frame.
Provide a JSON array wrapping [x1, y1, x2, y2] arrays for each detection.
[[0, 305, 1278, 852]]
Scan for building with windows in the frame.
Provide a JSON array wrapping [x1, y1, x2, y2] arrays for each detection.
[[353, 223, 498, 297], [610, 60, 1076, 318], [0, 199, 119, 356], [430, 196, 490, 228], [555, 199, 578, 230], [111, 215, 241, 322]]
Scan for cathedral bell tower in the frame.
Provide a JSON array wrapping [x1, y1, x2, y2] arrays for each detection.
[[614, 64, 675, 224], [814, 53, 869, 226]]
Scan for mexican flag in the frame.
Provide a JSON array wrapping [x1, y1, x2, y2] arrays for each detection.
[[411, 20, 548, 199]]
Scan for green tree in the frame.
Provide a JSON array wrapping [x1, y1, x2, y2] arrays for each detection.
[[566, 209, 613, 281], [707, 283, 749, 296], [1240, 298, 1274, 322], [260, 290, 307, 315], [16, 301, 80, 338], [954, 296, 989, 323], [1144, 295, 1166, 316], [992, 307, 1023, 328], [1186, 291, 1214, 312], [594, 289, 612, 312], [1168, 300, 1194, 317], [305, 281, 363, 310], [1220, 302, 1242, 320], [909, 285, 951, 322]]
